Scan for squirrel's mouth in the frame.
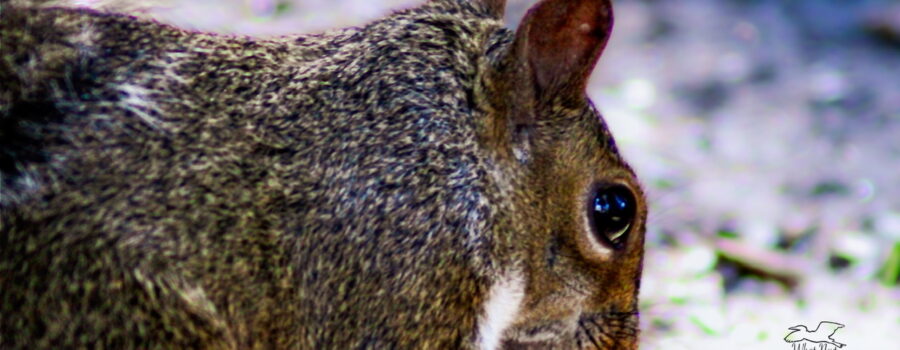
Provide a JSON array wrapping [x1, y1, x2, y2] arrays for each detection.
[[501, 320, 570, 346], [499, 311, 639, 349]]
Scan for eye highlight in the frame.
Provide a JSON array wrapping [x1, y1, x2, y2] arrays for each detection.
[[590, 184, 636, 248]]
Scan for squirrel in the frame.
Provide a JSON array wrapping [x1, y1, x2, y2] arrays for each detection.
[[0, 0, 647, 348]]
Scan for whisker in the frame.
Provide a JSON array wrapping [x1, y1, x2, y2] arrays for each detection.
[[580, 320, 604, 349]]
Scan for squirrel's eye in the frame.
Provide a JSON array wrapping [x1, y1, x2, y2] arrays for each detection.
[[590, 185, 636, 248]]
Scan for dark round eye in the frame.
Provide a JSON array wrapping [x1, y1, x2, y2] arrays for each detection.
[[590, 185, 636, 248]]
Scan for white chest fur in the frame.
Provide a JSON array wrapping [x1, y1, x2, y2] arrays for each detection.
[[476, 270, 525, 350]]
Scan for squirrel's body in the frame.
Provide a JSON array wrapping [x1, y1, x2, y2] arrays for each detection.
[[1, 0, 646, 348]]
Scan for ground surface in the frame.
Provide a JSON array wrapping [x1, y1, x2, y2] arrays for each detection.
[[71, 0, 900, 348]]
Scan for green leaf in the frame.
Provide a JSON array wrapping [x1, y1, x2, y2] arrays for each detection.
[[878, 241, 900, 286]]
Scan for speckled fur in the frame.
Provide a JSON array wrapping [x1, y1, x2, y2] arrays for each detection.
[[0, 0, 646, 348]]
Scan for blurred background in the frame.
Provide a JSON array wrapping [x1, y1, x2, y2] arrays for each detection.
[[75, 0, 900, 348]]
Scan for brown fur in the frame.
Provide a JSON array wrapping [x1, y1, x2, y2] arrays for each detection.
[[0, 0, 646, 348]]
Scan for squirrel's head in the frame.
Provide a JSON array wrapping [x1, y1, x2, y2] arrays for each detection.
[[474, 0, 646, 348]]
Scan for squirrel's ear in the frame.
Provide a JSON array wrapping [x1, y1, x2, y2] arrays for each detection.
[[511, 0, 614, 95], [481, 0, 613, 156]]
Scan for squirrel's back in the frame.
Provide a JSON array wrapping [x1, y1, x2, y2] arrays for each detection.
[[3, 1, 512, 347]]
